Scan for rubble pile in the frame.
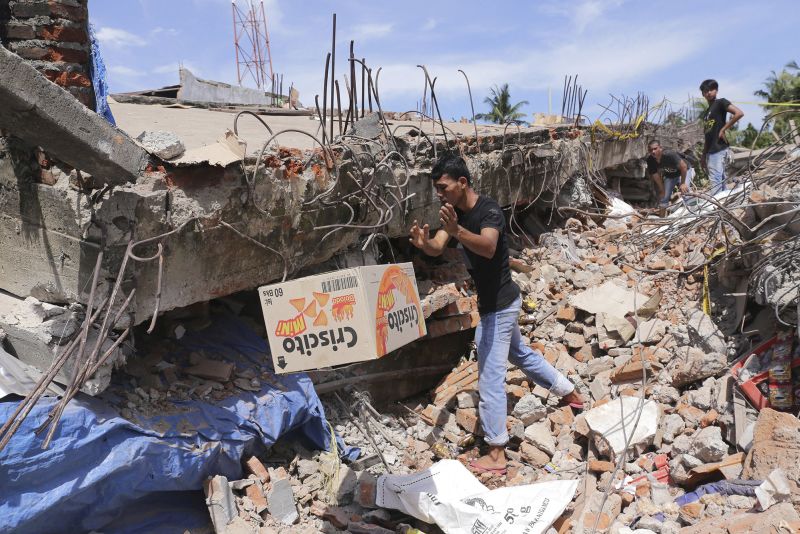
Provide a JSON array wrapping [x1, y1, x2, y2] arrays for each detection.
[[197, 208, 800, 533]]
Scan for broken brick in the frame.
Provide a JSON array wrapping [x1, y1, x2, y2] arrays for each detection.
[[506, 384, 528, 400], [245, 456, 270, 483], [432, 296, 477, 318], [455, 408, 481, 435], [700, 408, 719, 427], [556, 305, 577, 321], [520, 442, 550, 466], [355, 472, 378, 508], [185, 358, 234, 381], [426, 314, 474, 338], [588, 460, 615, 473], [37, 24, 88, 43], [573, 343, 597, 362], [245, 483, 267, 513]]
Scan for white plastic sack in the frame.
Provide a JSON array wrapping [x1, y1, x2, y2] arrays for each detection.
[[377, 460, 577, 534], [607, 196, 636, 223]]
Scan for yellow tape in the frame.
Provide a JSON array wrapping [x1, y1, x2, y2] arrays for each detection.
[[731, 101, 800, 107], [591, 113, 647, 141], [702, 247, 727, 315]]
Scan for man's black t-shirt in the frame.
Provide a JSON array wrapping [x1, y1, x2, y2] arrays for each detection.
[[646, 150, 684, 179], [702, 98, 731, 154], [455, 196, 520, 313]]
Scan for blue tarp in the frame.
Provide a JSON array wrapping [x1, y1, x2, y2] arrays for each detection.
[[0, 314, 352, 533], [88, 24, 116, 125]]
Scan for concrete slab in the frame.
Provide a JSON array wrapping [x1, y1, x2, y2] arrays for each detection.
[[569, 280, 638, 317], [109, 99, 519, 152], [0, 46, 148, 184]]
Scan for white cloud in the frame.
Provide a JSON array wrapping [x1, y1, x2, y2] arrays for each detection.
[[537, 0, 625, 33], [150, 27, 179, 37], [110, 65, 145, 77], [356, 23, 708, 103], [352, 23, 393, 40], [422, 19, 437, 31], [96, 27, 147, 48], [573, 0, 624, 32]]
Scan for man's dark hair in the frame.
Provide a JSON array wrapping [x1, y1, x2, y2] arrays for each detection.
[[699, 79, 719, 92], [648, 139, 661, 148], [431, 154, 471, 185]]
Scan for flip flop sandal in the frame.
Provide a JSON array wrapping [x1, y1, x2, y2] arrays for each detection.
[[468, 459, 507, 475], [557, 398, 585, 410]]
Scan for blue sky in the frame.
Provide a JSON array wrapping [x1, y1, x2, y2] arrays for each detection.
[[91, 0, 799, 128]]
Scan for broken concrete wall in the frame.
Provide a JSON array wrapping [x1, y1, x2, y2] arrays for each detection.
[[602, 121, 703, 204], [0, 123, 665, 326], [178, 68, 270, 106], [0, 0, 94, 108]]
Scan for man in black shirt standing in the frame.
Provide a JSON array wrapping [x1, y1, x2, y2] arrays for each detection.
[[699, 79, 743, 195], [646, 140, 692, 216], [409, 154, 582, 474]]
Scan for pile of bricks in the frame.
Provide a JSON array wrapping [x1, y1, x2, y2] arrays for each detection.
[[1, 0, 94, 107]]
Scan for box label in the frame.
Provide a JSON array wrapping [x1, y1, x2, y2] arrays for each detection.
[[374, 265, 425, 356], [259, 263, 424, 373]]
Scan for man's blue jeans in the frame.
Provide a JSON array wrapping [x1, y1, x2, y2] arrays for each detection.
[[660, 168, 694, 208], [707, 149, 728, 196], [475, 296, 574, 446]]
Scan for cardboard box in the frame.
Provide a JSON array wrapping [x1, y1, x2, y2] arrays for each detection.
[[258, 263, 426, 373]]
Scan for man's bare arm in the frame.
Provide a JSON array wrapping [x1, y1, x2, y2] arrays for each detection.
[[409, 221, 450, 257], [721, 103, 744, 138], [455, 226, 499, 259], [651, 172, 664, 196], [678, 159, 689, 193]]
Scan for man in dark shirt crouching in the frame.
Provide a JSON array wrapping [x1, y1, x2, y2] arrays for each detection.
[[646, 139, 693, 216], [409, 154, 583, 474]]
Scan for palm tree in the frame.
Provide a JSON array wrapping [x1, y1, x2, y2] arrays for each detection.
[[754, 60, 800, 137], [475, 84, 529, 125]]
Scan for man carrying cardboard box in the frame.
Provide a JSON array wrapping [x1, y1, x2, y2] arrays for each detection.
[[409, 154, 583, 474]]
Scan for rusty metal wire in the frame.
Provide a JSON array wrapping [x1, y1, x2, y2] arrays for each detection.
[[0, 217, 202, 452], [606, 112, 800, 329]]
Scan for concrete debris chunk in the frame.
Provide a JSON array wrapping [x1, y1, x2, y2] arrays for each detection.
[[678, 502, 799, 533], [743, 408, 800, 505], [0, 296, 125, 395], [583, 396, 659, 456], [756, 468, 792, 510], [569, 280, 638, 317], [661, 413, 685, 443], [203, 475, 236, 533], [635, 318, 669, 344], [670, 347, 726, 387], [601, 314, 635, 342], [135, 130, 186, 160], [296, 459, 319, 479], [185, 358, 234, 381], [267, 478, 298, 525], [524, 421, 556, 456], [512, 394, 547, 425], [685, 308, 727, 355]]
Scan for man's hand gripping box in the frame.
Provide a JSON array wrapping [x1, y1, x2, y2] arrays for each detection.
[[258, 263, 426, 373]]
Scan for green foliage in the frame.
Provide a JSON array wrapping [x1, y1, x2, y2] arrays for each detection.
[[729, 122, 775, 150], [691, 142, 710, 189], [476, 84, 529, 125], [754, 60, 800, 138]]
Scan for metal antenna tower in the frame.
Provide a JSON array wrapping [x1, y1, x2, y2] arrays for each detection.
[[231, 0, 274, 89]]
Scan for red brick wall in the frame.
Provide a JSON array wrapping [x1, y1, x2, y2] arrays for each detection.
[[0, 0, 95, 109]]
